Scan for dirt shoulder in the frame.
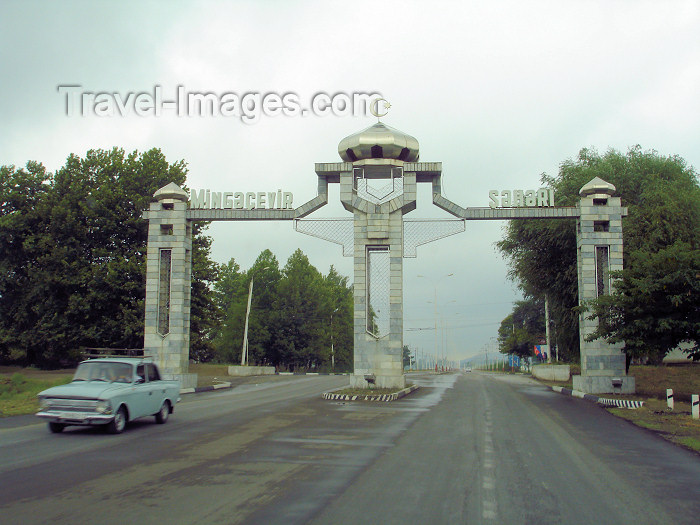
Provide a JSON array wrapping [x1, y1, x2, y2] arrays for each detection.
[[532, 364, 700, 454]]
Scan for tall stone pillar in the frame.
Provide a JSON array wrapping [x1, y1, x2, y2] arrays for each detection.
[[573, 177, 635, 394], [143, 183, 197, 388], [337, 123, 420, 390]]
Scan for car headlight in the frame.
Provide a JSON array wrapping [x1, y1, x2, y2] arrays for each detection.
[[38, 398, 49, 410], [96, 400, 112, 414]]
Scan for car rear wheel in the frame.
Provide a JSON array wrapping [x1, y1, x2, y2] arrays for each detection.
[[155, 401, 170, 424], [48, 422, 65, 433], [107, 406, 127, 434]]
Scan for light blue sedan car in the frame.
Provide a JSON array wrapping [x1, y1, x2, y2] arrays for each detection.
[[37, 358, 181, 434]]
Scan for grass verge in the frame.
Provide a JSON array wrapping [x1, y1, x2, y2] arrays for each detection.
[[0, 362, 265, 417], [0, 371, 73, 417], [189, 363, 233, 386], [606, 397, 700, 453]]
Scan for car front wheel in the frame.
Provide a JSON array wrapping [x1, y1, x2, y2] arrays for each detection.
[[155, 401, 170, 424], [48, 422, 65, 433], [107, 406, 127, 434]]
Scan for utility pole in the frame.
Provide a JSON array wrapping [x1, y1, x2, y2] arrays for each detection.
[[545, 294, 552, 363], [241, 266, 270, 366], [241, 277, 254, 366]]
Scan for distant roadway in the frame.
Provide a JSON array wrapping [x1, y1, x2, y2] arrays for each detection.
[[1, 372, 699, 524]]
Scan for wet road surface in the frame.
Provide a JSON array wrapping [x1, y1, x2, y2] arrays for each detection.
[[1, 372, 699, 524]]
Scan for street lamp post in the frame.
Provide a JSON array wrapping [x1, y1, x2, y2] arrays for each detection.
[[241, 266, 270, 366], [417, 273, 453, 373], [439, 303, 456, 371], [330, 307, 339, 372], [441, 317, 446, 371]]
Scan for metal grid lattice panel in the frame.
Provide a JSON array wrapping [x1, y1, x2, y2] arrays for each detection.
[[403, 219, 466, 257], [157, 249, 171, 335], [366, 246, 390, 338], [294, 218, 354, 256]]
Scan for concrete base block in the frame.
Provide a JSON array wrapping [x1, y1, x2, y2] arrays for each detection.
[[532, 365, 570, 382], [350, 373, 406, 390], [573, 374, 635, 394], [227, 365, 276, 376]]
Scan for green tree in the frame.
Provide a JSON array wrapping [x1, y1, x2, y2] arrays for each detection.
[[211, 251, 353, 370], [189, 223, 220, 362], [211, 251, 281, 365], [244, 251, 282, 366], [214, 258, 243, 310], [212, 258, 246, 363], [497, 298, 545, 358], [321, 265, 353, 372], [0, 162, 53, 363], [272, 249, 325, 369], [497, 219, 578, 361], [497, 146, 700, 363], [0, 148, 219, 367], [587, 247, 699, 364], [403, 345, 412, 368]]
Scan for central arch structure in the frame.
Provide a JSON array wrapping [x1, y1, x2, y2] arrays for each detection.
[[142, 122, 635, 394]]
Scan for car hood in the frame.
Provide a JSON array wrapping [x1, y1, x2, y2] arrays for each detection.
[[38, 381, 127, 399]]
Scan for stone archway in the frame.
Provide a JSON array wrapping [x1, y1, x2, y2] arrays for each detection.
[[142, 124, 634, 394]]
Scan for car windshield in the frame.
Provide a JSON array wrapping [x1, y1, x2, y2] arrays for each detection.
[[73, 362, 133, 383]]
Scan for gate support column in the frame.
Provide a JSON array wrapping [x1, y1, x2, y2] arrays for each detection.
[[339, 166, 415, 391], [144, 183, 197, 388], [573, 177, 635, 394]]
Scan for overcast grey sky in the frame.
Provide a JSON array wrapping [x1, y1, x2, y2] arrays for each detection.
[[1, 0, 698, 362]]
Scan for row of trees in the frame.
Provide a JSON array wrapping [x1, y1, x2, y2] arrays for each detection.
[[496, 146, 699, 364], [1, 148, 351, 369], [211, 249, 353, 371], [3, 145, 697, 368]]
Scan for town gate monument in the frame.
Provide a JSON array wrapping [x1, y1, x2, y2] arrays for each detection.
[[142, 121, 634, 394]]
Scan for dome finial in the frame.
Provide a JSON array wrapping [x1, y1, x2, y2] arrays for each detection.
[[370, 98, 391, 122], [338, 120, 419, 163]]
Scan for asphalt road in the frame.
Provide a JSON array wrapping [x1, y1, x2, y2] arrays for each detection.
[[1, 372, 699, 524]]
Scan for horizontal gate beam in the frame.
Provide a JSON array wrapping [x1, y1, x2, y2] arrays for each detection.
[[433, 193, 583, 220]]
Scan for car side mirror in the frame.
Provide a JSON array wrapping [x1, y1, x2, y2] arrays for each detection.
[[135, 376, 145, 384]]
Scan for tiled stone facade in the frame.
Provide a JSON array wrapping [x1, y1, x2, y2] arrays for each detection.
[[340, 166, 417, 390], [143, 184, 197, 389], [573, 178, 635, 394]]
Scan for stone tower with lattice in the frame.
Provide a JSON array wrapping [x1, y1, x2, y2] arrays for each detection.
[[297, 122, 465, 389], [336, 123, 419, 389]]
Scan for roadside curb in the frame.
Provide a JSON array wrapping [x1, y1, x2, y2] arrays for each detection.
[[596, 397, 645, 409], [180, 382, 232, 395], [277, 372, 350, 376], [322, 384, 420, 402], [181, 372, 350, 394], [550, 385, 644, 409]]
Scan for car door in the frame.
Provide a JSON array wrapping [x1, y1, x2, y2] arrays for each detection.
[[144, 363, 165, 414], [131, 363, 158, 419]]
